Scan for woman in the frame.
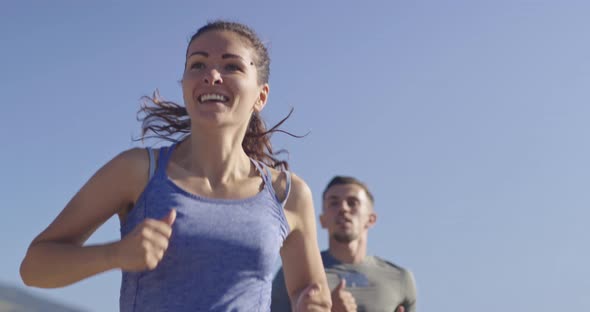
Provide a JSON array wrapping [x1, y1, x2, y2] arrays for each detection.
[[20, 20, 331, 312]]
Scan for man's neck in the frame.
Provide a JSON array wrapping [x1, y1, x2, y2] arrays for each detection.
[[327, 236, 368, 264]]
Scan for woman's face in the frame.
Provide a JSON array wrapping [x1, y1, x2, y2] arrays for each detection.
[[181, 30, 268, 130]]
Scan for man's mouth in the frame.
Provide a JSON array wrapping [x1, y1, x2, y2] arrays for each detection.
[[336, 218, 352, 225]]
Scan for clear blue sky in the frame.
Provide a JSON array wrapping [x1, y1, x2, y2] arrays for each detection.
[[1, 1, 589, 311]]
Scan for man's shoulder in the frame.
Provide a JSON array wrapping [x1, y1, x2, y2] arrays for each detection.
[[368, 255, 411, 274]]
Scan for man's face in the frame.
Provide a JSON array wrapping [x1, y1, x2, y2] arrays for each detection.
[[320, 184, 376, 243]]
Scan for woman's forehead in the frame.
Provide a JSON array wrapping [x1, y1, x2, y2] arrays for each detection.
[[186, 31, 254, 59]]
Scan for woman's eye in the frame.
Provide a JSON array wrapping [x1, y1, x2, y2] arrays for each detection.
[[225, 64, 242, 72], [190, 62, 205, 70]]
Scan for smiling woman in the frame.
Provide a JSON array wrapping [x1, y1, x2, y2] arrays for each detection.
[[138, 23, 292, 172], [19, 20, 331, 312]]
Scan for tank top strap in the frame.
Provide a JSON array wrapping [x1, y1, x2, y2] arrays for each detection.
[[155, 142, 178, 177]]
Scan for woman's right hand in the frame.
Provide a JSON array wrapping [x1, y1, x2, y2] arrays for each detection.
[[115, 209, 176, 272], [20, 148, 163, 288]]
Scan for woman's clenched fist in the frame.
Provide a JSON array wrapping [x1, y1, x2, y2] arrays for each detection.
[[114, 209, 176, 271]]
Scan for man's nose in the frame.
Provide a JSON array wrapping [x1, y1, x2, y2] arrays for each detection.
[[337, 201, 352, 212]]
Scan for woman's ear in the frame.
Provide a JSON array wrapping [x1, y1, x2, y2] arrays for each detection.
[[254, 84, 270, 112]]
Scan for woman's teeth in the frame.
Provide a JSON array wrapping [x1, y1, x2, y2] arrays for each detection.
[[199, 93, 228, 103]]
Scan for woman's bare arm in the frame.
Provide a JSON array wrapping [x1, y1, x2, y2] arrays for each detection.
[[20, 148, 149, 288], [280, 174, 331, 311]]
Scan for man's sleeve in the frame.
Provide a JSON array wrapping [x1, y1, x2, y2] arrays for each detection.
[[402, 270, 417, 312], [271, 267, 293, 312]]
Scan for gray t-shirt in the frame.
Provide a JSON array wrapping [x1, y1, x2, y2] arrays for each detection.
[[271, 251, 417, 312]]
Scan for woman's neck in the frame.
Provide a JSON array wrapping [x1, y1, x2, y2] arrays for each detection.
[[178, 127, 252, 187]]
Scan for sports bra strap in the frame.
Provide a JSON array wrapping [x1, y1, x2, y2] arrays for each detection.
[[281, 170, 292, 207], [146, 148, 156, 180], [252, 160, 292, 207]]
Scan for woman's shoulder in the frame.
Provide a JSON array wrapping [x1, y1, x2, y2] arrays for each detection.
[[115, 146, 167, 166], [267, 168, 312, 211], [107, 147, 161, 187], [284, 172, 310, 200], [109, 147, 163, 216], [266, 168, 313, 233], [113, 147, 151, 169]]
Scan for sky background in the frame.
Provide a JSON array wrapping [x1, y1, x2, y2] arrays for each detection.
[[1, 1, 589, 311]]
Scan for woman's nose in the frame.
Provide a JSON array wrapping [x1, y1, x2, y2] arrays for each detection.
[[203, 69, 223, 85]]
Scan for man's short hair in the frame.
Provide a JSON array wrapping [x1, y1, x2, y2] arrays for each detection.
[[322, 176, 375, 205]]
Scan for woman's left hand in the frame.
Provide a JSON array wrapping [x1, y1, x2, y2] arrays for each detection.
[[294, 283, 332, 312]]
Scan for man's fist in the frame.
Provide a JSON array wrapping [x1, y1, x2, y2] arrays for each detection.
[[331, 279, 357, 312]]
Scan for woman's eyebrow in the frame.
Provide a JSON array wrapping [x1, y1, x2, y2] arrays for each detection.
[[187, 52, 251, 65], [222, 53, 244, 61], [187, 51, 208, 58]]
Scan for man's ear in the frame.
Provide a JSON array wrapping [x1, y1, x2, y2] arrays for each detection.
[[365, 212, 377, 229], [254, 83, 269, 113]]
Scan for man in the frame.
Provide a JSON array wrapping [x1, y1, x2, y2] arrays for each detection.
[[271, 176, 417, 312]]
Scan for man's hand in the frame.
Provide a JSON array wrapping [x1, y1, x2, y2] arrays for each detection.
[[331, 279, 357, 312], [395, 304, 405, 312]]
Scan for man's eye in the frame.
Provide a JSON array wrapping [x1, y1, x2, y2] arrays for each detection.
[[348, 200, 359, 207]]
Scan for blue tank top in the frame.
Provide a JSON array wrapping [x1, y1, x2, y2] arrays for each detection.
[[119, 143, 291, 312]]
